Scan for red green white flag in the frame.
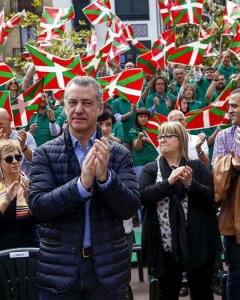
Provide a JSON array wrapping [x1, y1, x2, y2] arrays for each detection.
[[0, 9, 26, 49], [97, 68, 144, 104], [167, 40, 208, 66], [222, 7, 235, 35], [136, 51, 159, 76], [228, 32, 240, 59], [38, 5, 75, 44], [171, 0, 204, 26], [11, 78, 44, 127], [0, 60, 14, 86], [158, 0, 173, 27], [123, 24, 149, 54], [0, 91, 12, 120], [82, 0, 111, 25], [227, 0, 240, 20], [144, 113, 167, 149], [106, 14, 130, 63], [152, 28, 176, 68], [185, 79, 237, 130], [26, 44, 86, 89], [82, 42, 112, 77]]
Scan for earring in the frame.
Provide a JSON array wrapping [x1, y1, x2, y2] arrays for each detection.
[[0, 168, 3, 182]]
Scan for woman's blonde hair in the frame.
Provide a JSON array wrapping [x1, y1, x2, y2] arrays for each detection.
[[158, 121, 189, 160], [0, 139, 21, 159]]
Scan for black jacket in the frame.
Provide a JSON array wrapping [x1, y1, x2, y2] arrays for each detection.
[[139, 159, 222, 277], [28, 127, 140, 293]]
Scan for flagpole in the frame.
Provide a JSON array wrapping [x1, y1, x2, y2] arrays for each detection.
[[219, 34, 223, 53]]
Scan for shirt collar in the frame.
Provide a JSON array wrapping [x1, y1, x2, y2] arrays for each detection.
[[70, 131, 97, 149]]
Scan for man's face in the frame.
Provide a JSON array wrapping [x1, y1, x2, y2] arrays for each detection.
[[168, 111, 186, 127], [228, 93, 240, 125], [155, 79, 166, 94], [173, 69, 185, 84], [222, 54, 231, 67], [0, 113, 11, 137], [65, 84, 103, 137], [216, 76, 226, 90], [125, 63, 134, 70], [204, 69, 214, 80], [39, 92, 48, 109]]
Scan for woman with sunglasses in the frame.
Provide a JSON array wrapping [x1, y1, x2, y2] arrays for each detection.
[[0, 139, 38, 250], [139, 122, 222, 300], [6, 79, 22, 103]]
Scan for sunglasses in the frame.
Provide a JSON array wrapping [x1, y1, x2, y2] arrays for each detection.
[[9, 81, 18, 85], [3, 154, 23, 164]]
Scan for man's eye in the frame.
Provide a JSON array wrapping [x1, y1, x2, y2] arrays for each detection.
[[82, 101, 92, 106]]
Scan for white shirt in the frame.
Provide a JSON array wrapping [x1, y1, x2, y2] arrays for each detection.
[[188, 133, 209, 160]]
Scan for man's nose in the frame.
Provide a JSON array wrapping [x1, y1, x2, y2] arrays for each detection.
[[75, 102, 84, 112]]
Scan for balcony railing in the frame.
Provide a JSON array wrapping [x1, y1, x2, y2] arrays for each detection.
[[10, 0, 42, 14], [13, 47, 25, 58]]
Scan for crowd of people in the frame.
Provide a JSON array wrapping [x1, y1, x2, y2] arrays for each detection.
[[0, 50, 239, 300]]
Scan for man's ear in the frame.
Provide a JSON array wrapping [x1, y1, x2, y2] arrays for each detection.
[[98, 103, 104, 116]]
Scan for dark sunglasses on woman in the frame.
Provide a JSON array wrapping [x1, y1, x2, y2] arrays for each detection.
[[4, 154, 23, 164]]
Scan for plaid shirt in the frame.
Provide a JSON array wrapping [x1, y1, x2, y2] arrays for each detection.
[[212, 125, 240, 165]]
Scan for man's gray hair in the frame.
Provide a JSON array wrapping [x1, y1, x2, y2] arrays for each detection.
[[64, 76, 103, 104]]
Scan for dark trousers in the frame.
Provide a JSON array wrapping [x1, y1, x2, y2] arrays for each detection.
[[224, 235, 240, 300], [39, 257, 122, 300], [155, 252, 214, 300]]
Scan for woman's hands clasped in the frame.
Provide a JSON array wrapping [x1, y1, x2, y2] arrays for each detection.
[[168, 165, 193, 187]]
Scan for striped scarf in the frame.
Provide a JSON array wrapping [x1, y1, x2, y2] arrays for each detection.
[[0, 172, 30, 219]]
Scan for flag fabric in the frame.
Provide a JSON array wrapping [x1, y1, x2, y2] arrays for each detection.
[[151, 28, 176, 68], [26, 44, 86, 89], [228, 32, 240, 59], [82, 42, 112, 77], [136, 51, 159, 76], [52, 89, 64, 104], [85, 30, 97, 56], [222, 7, 235, 35], [171, 0, 204, 26], [11, 79, 44, 127], [82, 0, 111, 25], [123, 24, 149, 53], [227, 0, 240, 20], [0, 9, 26, 50], [97, 68, 144, 103], [144, 113, 167, 149], [158, 0, 173, 27], [106, 14, 130, 63], [0, 91, 12, 120], [185, 79, 237, 130], [38, 5, 75, 44], [167, 40, 208, 66], [0, 60, 14, 86], [203, 43, 220, 57]]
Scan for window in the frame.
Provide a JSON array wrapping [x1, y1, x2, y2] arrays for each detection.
[[115, 0, 149, 21]]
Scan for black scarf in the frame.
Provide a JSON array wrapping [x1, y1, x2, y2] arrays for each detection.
[[159, 156, 189, 269]]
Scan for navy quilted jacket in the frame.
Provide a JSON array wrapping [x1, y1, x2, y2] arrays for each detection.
[[28, 127, 140, 293]]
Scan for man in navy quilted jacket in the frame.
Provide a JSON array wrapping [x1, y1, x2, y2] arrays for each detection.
[[28, 76, 140, 300]]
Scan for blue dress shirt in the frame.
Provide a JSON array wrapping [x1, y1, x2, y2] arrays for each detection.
[[70, 132, 112, 247]]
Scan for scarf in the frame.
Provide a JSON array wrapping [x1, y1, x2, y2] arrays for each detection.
[[159, 156, 189, 269], [0, 172, 30, 219]]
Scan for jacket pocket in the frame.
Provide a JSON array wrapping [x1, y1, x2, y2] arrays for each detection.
[[40, 238, 62, 248]]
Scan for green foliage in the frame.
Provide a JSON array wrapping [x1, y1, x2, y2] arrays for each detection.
[[5, 1, 90, 75]]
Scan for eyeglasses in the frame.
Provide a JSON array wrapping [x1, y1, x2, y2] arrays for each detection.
[[3, 154, 23, 164], [9, 81, 18, 85], [156, 134, 178, 141]]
